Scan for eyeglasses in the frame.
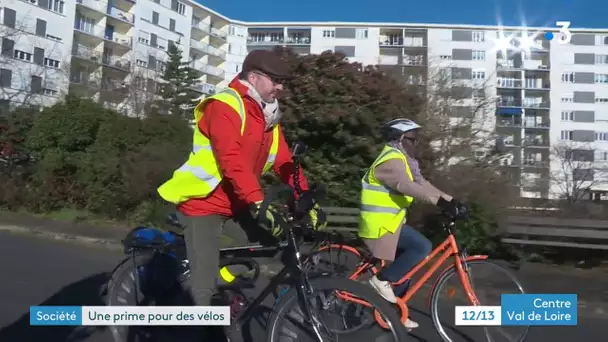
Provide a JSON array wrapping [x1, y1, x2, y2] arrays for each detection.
[[253, 71, 284, 85], [403, 136, 419, 145]]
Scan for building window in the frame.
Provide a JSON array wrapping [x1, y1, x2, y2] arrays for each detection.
[[0, 69, 12, 87], [560, 130, 573, 140], [175, 2, 186, 15], [596, 97, 608, 103], [48, 0, 65, 14], [44, 57, 60, 68], [596, 55, 608, 64], [322, 30, 335, 38], [13, 50, 33, 62], [472, 31, 485, 42], [596, 74, 608, 83], [595, 150, 608, 161], [356, 29, 368, 39], [561, 111, 574, 121], [472, 70, 485, 79], [561, 72, 575, 83], [472, 50, 485, 60], [561, 95, 573, 103], [596, 132, 608, 141]]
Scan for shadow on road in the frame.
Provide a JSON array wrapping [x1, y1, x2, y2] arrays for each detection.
[[0, 272, 110, 342]]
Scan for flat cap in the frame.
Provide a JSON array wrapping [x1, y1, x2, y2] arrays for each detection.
[[242, 50, 291, 79]]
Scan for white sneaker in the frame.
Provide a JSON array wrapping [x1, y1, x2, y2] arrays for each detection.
[[404, 318, 419, 330], [368, 275, 397, 303]]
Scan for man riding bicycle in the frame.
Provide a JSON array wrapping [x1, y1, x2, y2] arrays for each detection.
[[157, 50, 326, 341], [359, 118, 466, 330]]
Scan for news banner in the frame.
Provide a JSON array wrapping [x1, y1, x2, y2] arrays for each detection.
[[29, 294, 577, 327]]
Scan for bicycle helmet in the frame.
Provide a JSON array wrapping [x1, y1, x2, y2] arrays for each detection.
[[381, 118, 421, 141]]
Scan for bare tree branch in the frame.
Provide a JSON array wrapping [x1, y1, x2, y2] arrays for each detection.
[[421, 57, 499, 168], [550, 141, 607, 203], [1, 7, 69, 110]]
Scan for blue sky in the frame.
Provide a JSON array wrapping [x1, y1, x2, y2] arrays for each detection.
[[199, 0, 604, 29]]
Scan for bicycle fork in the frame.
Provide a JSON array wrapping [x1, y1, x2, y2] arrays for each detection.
[[458, 247, 481, 306]]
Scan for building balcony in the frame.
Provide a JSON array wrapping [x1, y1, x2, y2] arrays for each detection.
[[247, 36, 284, 45], [190, 82, 216, 95], [69, 74, 100, 88], [523, 119, 550, 129], [285, 36, 311, 45], [102, 55, 131, 72], [497, 98, 522, 107], [523, 138, 550, 148], [497, 78, 522, 88], [107, 6, 134, 24], [72, 44, 102, 62], [496, 116, 522, 128], [201, 64, 224, 78], [76, 0, 106, 13], [210, 27, 227, 40], [105, 33, 133, 49], [523, 99, 550, 109], [190, 40, 226, 59], [191, 20, 210, 33], [522, 159, 549, 168], [74, 21, 106, 40]]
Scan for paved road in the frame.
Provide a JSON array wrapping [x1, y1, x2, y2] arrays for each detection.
[[0, 230, 604, 342]]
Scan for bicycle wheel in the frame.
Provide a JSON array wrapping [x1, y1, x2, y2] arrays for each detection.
[[107, 252, 183, 342], [430, 260, 529, 342], [313, 244, 368, 277], [267, 277, 409, 342]]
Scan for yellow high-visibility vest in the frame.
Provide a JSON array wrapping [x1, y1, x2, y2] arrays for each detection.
[[358, 145, 414, 239], [157, 88, 280, 204]]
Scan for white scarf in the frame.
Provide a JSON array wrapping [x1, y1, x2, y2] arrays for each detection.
[[238, 79, 282, 131]]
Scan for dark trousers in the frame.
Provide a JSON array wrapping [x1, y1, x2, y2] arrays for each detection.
[[378, 224, 433, 297]]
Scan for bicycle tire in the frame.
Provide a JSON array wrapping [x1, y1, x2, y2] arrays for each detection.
[[430, 260, 529, 342], [267, 277, 409, 342], [313, 244, 368, 277], [106, 252, 181, 342]]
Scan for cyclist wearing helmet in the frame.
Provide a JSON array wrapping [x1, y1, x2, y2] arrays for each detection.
[[358, 118, 466, 330]]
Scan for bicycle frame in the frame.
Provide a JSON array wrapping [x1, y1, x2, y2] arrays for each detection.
[[233, 220, 329, 341], [324, 222, 488, 307]]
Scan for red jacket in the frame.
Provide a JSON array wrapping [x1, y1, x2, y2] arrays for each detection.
[[178, 78, 309, 217]]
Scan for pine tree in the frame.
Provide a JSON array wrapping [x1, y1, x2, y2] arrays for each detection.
[[156, 42, 202, 117]]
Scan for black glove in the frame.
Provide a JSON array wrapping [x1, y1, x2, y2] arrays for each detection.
[[249, 201, 284, 237], [436, 197, 467, 220]]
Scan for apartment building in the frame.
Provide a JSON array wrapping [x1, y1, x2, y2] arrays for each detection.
[[0, 0, 238, 114], [242, 23, 608, 200], [2, 0, 608, 200]]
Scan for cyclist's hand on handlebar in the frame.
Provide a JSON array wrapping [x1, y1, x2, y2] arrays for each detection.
[[250, 201, 284, 237], [436, 197, 468, 220], [309, 203, 328, 231]]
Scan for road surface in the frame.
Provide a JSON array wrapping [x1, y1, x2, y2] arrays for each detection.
[[0, 230, 604, 341]]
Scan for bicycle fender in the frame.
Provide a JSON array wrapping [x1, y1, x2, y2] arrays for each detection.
[[426, 255, 488, 310]]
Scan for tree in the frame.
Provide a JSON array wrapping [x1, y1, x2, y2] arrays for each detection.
[[22, 95, 192, 217], [274, 48, 424, 206], [155, 43, 202, 117], [550, 142, 607, 203]]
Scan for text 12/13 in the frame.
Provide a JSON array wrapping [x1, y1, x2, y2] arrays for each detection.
[[455, 306, 502, 326]]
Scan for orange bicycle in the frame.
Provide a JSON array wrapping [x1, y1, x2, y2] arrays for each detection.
[[314, 215, 530, 342]]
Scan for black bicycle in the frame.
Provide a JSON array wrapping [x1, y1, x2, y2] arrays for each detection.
[[102, 142, 409, 342]]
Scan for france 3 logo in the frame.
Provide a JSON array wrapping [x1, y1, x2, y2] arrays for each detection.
[[544, 21, 572, 45]]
